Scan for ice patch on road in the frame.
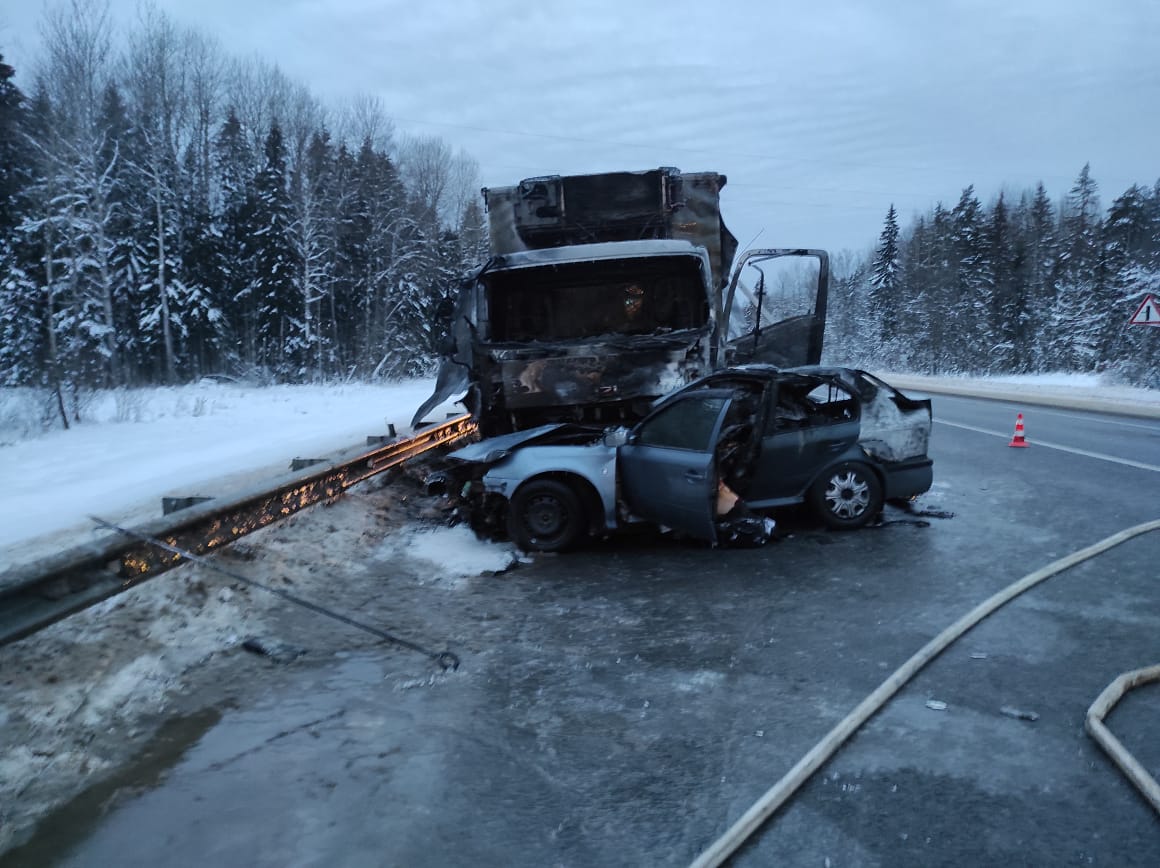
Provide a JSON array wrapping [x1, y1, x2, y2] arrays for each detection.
[[381, 525, 519, 580], [674, 670, 726, 692]]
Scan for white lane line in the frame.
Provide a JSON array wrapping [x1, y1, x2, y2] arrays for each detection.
[[935, 419, 1160, 473]]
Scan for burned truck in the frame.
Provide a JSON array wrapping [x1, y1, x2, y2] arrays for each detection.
[[413, 167, 830, 435]]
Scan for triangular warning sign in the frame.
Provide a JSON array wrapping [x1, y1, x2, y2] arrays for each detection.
[[1128, 294, 1160, 326]]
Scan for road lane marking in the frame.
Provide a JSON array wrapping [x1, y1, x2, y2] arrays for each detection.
[[935, 419, 1160, 473]]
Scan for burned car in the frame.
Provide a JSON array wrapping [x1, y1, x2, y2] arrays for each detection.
[[440, 366, 933, 551]]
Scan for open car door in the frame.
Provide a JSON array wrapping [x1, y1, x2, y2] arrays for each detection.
[[719, 249, 829, 367], [618, 391, 733, 543]]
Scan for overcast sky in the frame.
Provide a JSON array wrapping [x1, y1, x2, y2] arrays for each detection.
[[2, 0, 1158, 254]]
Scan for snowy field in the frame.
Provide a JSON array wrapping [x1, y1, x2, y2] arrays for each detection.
[[0, 379, 463, 570], [2, 372, 1158, 570]]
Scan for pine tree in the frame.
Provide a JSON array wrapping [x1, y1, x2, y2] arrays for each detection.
[[821, 252, 872, 366], [290, 127, 336, 380], [951, 185, 988, 370], [1102, 184, 1158, 385], [178, 143, 224, 377], [897, 216, 931, 371], [868, 204, 900, 348], [250, 122, 300, 379], [0, 51, 30, 234], [0, 51, 43, 388], [212, 108, 256, 371], [1054, 164, 1103, 369], [987, 193, 1029, 372]]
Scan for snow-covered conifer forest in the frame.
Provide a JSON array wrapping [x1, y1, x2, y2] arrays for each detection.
[[825, 173, 1160, 387], [0, 3, 487, 429]]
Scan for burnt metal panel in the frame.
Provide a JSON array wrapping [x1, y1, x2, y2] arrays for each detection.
[[497, 348, 697, 411], [483, 168, 736, 292]]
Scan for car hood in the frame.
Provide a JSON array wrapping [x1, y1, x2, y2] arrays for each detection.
[[447, 424, 573, 464]]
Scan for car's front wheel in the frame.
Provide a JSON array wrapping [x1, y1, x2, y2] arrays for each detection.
[[809, 463, 883, 530], [507, 479, 586, 552]]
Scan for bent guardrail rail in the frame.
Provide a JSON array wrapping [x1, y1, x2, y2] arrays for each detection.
[[0, 414, 477, 647]]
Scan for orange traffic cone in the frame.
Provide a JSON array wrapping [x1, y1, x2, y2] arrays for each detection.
[[1008, 413, 1029, 448]]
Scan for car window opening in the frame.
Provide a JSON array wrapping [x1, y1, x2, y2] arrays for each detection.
[[636, 395, 727, 451], [775, 380, 858, 429], [485, 256, 708, 342]]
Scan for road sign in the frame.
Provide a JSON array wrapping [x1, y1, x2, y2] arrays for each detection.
[[1128, 294, 1160, 326]]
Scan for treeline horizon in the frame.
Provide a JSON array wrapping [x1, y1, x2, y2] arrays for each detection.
[[825, 166, 1160, 388], [0, 1, 487, 428]]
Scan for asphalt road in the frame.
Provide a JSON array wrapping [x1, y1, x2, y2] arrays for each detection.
[[8, 396, 1160, 867]]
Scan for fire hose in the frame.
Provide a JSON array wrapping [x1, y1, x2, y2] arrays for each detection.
[[690, 518, 1160, 868]]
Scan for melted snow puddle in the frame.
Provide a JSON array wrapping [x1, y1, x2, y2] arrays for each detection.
[[378, 525, 520, 587]]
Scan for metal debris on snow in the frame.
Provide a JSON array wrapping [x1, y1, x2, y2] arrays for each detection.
[[925, 699, 948, 711], [999, 705, 1040, 722], [241, 636, 307, 664]]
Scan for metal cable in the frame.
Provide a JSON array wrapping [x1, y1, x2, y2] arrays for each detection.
[[91, 516, 460, 671]]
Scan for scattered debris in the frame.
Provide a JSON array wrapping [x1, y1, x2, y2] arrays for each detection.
[[899, 501, 956, 520], [925, 699, 948, 711], [970, 652, 988, 659], [718, 514, 778, 547], [1000, 706, 1040, 722], [871, 516, 931, 529], [241, 637, 306, 665]]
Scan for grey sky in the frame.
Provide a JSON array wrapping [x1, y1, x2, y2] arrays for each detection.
[[3, 0, 1158, 254]]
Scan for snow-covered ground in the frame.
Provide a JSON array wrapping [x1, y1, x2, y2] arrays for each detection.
[[877, 371, 1160, 418], [0, 379, 465, 570]]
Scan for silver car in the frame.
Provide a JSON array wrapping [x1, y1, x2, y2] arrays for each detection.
[[444, 366, 933, 551]]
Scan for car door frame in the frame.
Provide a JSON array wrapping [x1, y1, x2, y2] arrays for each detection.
[[716, 248, 829, 368], [617, 390, 735, 543], [744, 372, 863, 508]]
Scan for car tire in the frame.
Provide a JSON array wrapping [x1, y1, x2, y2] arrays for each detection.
[[809, 462, 883, 530], [507, 479, 586, 552]]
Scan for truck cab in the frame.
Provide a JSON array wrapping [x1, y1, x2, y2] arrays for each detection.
[[413, 168, 829, 435]]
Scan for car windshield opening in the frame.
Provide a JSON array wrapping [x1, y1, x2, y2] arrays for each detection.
[[485, 256, 707, 342]]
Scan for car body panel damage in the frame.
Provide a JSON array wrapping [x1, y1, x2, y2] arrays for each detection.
[[440, 367, 933, 551]]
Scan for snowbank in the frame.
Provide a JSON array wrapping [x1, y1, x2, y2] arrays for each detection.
[[0, 378, 463, 567], [879, 371, 1160, 419]]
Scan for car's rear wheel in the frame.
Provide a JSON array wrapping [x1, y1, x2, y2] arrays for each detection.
[[507, 479, 586, 552], [810, 463, 882, 529]]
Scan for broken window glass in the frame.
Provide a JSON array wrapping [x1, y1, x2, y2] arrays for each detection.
[[635, 395, 728, 451]]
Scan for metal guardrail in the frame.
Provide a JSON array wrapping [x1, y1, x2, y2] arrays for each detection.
[[0, 414, 477, 647]]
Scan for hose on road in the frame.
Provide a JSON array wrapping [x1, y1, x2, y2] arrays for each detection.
[[1085, 663, 1160, 815], [690, 518, 1160, 868]]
